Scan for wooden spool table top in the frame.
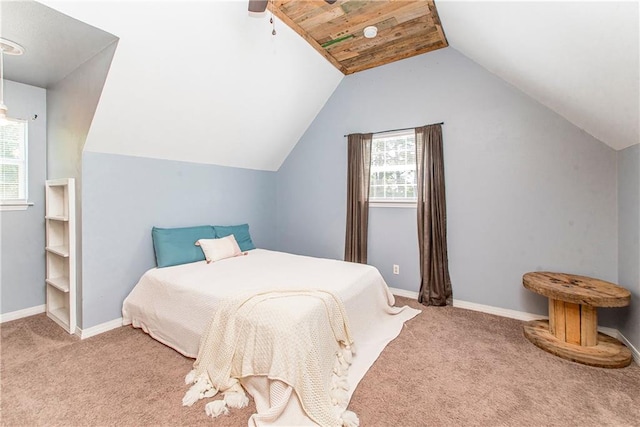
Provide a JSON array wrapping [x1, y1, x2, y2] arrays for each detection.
[[523, 272, 630, 307]]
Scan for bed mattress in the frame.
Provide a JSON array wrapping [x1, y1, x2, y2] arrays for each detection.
[[122, 249, 420, 423]]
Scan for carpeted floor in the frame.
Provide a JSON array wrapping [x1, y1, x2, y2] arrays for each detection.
[[1, 297, 639, 426]]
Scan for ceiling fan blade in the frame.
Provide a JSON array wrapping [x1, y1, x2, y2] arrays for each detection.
[[248, 0, 268, 13]]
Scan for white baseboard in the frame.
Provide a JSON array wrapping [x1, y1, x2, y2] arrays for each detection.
[[389, 287, 419, 299], [76, 317, 123, 339], [389, 287, 544, 321], [0, 304, 45, 323], [598, 326, 618, 338], [607, 328, 640, 365], [452, 299, 547, 322], [388, 287, 639, 365]]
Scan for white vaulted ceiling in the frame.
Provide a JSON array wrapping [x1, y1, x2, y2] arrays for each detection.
[[437, 1, 639, 151], [35, 0, 344, 171], [4, 1, 638, 172], [1, 1, 117, 88]]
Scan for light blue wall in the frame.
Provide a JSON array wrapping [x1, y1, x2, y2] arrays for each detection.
[[368, 206, 419, 289], [81, 151, 276, 328], [618, 144, 639, 351], [0, 81, 47, 314], [276, 47, 618, 320]]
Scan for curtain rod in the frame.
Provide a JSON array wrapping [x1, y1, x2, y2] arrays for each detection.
[[343, 122, 444, 138]]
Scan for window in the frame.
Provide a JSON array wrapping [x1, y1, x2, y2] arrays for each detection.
[[0, 118, 28, 207], [369, 130, 416, 203]]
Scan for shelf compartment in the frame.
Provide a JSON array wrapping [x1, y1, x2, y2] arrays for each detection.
[[46, 219, 69, 249], [45, 182, 70, 219], [47, 237, 70, 282], [46, 286, 72, 333], [47, 308, 71, 333]]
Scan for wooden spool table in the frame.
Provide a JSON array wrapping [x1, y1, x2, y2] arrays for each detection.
[[522, 272, 631, 368]]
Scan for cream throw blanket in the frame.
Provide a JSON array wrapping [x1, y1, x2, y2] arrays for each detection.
[[183, 290, 359, 426]]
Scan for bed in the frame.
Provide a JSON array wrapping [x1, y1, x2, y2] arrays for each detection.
[[122, 248, 420, 425]]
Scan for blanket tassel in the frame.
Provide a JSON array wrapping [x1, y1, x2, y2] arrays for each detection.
[[224, 382, 249, 409], [330, 388, 349, 407], [205, 400, 230, 418], [184, 369, 197, 385], [182, 375, 215, 407], [341, 345, 354, 364], [331, 375, 349, 392], [330, 344, 353, 405], [340, 410, 360, 427]]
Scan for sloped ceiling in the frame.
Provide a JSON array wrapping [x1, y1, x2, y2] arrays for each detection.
[[0, 1, 117, 89], [38, 0, 344, 171], [437, 1, 639, 151]]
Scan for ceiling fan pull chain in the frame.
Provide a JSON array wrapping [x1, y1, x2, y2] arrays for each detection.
[[270, 0, 276, 35]]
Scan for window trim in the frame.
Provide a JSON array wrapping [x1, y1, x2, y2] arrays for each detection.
[[0, 117, 30, 210], [370, 200, 416, 209], [0, 201, 34, 211]]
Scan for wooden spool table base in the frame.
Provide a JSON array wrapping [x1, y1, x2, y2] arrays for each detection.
[[523, 320, 631, 368], [523, 272, 632, 369]]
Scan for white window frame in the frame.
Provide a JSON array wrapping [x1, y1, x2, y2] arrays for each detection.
[[0, 118, 30, 211], [369, 129, 417, 208]]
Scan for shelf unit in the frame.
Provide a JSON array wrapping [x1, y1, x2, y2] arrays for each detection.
[[45, 178, 76, 334]]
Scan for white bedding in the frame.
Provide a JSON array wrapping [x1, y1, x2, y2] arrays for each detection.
[[122, 249, 420, 424]]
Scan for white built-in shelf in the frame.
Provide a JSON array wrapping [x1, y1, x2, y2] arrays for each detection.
[[46, 246, 70, 258], [46, 277, 70, 293], [45, 178, 76, 335], [46, 215, 69, 222]]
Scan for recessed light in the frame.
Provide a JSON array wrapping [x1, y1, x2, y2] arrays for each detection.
[[363, 26, 378, 39], [0, 38, 24, 56]]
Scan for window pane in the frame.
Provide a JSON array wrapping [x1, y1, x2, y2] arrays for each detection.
[[384, 186, 393, 199], [384, 144, 398, 165], [392, 186, 405, 199], [0, 119, 28, 201], [397, 146, 407, 164], [372, 150, 384, 167], [0, 123, 25, 160], [407, 148, 415, 164], [0, 164, 20, 199], [401, 169, 415, 185], [384, 171, 395, 184]]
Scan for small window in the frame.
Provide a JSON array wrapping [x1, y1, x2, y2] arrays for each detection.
[[370, 130, 416, 203], [0, 118, 29, 206]]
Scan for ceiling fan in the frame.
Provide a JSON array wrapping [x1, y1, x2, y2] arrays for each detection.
[[248, 0, 337, 13]]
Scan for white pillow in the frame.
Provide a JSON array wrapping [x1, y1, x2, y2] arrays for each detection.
[[195, 235, 243, 263]]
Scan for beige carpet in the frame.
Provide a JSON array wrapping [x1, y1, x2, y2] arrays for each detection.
[[1, 297, 639, 426]]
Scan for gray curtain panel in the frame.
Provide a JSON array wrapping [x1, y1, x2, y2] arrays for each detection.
[[344, 133, 373, 264], [416, 124, 452, 306]]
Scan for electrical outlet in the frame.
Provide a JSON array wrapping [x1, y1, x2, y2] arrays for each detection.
[[393, 264, 399, 275]]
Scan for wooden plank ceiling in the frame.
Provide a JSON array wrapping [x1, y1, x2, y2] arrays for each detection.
[[270, 0, 448, 75]]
